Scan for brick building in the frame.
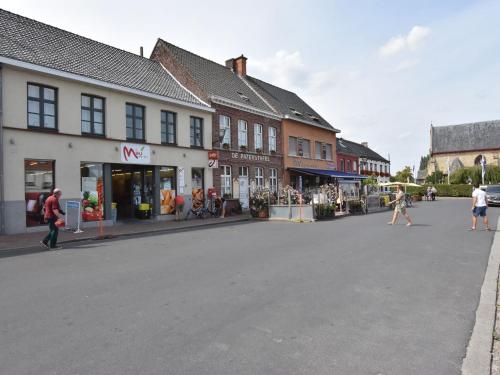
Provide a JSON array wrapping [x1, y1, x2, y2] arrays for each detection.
[[151, 41, 283, 208]]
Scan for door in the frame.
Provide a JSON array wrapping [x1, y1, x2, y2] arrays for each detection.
[[239, 176, 249, 209]]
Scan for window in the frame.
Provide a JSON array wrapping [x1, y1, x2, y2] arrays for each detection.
[[254, 124, 263, 150], [239, 166, 248, 177], [126, 103, 145, 141], [255, 167, 264, 187], [81, 95, 104, 135], [221, 165, 232, 196], [191, 168, 204, 209], [161, 111, 177, 144], [269, 168, 278, 193], [27, 84, 57, 129], [238, 120, 248, 147], [288, 136, 298, 156], [347, 160, 351, 172], [384, 165, 388, 174], [301, 139, 311, 158], [219, 115, 231, 146], [315, 141, 322, 159], [190, 117, 203, 147], [340, 159, 345, 171], [269, 127, 277, 152], [325, 144, 332, 161], [369, 163, 373, 171], [25, 159, 55, 227], [353, 161, 357, 173]]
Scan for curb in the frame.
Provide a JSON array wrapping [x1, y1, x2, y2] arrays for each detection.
[[462, 217, 500, 374], [0, 217, 251, 258]]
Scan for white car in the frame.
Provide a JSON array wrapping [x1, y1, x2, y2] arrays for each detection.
[[485, 185, 500, 206]]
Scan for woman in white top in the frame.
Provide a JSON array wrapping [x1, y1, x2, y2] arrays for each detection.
[[388, 184, 413, 226]]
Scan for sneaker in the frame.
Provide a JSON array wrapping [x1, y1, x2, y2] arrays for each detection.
[[49, 245, 63, 250], [40, 240, 49, 249]]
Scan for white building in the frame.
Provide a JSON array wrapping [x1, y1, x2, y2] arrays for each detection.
[[0, 10, 214, 234]]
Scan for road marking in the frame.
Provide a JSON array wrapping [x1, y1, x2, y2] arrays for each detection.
[[462, 218, 500, 375]]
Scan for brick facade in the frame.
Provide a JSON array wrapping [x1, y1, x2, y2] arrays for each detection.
[[337, 153, 359, 173], [211, 104, 284, 196]]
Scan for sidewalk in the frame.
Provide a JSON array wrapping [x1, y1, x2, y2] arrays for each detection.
[[0, 215, 251, 254]]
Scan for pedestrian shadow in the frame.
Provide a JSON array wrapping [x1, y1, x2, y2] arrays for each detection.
[[409, 224, 432, 227]]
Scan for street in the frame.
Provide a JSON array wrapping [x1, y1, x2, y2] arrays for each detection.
[[0, 198, 498, 375]]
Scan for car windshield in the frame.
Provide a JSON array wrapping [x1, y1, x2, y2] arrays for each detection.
[[486, 186, 500, 193]]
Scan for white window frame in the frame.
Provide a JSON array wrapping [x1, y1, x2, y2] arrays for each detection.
[[302, 139, 311, 158], [219, 115, 231, 147], [239, 166, 248, 177], [220, 165, 232, 196], [325, 143, 332, 161], [315, 141, 322, 159], [255, 167, 264, 187], [254, 123, 263, 151], [353, 160, 357, 173], [269, 127, 277, 152], [269, 168, 278, 193], [238, 120, 248, 147]]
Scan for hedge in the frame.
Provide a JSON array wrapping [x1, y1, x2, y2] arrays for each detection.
[[406, 184, 473, 197]]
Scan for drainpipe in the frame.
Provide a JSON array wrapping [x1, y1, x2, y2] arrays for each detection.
[[0, 65, 5, 234]]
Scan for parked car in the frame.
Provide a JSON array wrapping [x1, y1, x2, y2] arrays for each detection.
[[485, 185, 500, 206]]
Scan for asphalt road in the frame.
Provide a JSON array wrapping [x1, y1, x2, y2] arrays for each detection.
[[0, 199, 498, 375]]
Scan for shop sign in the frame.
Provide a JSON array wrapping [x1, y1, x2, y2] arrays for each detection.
[[231, 152, 270, 162], [208, 150, 219, 169], [120, 143, 151, 164], [291, 158, 335, 170]]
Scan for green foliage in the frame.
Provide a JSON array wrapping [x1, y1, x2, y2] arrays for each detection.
[[362, 175, 378, 186], [425, 170, 444, 184], [394, 166, 414, 182], [419, 155, 430, 171], [450, 165, 500, 185], [432, 184, 473, 197]]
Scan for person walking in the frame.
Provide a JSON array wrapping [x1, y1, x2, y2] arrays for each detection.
[[174, 193, 185, 221], [40, 188, 65, 250], [470, 184, 490, 231], [431, 186, 437, 201], [388, 184, 413, 226]]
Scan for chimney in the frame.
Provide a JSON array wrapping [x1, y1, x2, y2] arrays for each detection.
[[140, 46, 144, 57], [361, 142, 368, 148], [226, 55, 247, 76]]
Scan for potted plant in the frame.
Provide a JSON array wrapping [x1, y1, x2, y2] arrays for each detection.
[[256, 148, 262, 154], [250, 188, 269, 218], [270, 150, 276, 155], [240, 145, 247, 152], [222, 143, 230, 150]]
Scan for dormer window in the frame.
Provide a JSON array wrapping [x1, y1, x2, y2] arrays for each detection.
[[236, 91, 249, 101]]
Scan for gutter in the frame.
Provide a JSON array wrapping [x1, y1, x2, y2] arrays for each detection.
[[0, 65, 4, 234], [0, 56, 215, 113], [210, 95, 282, 120], [284, 114, 341, 133]]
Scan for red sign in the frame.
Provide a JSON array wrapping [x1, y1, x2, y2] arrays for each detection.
[[208, 151, 218, 160]]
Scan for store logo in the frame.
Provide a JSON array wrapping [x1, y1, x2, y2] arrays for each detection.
[[120, 143, 151, 164]]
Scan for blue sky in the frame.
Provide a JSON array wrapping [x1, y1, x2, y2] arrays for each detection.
[[4, 0, 500, 172]]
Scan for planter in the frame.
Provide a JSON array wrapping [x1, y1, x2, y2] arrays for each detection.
[[258, 209, 268, 218], [222, 143, 230, 150]]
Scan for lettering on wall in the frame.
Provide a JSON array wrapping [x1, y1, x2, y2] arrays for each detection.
[[231, 152, 270, 162]]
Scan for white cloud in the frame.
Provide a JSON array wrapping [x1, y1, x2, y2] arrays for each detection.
[[379, 25, 431, 57]]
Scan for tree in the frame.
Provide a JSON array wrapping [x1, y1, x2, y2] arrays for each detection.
[[394, 166, 414, 182], [425, 170, 444, 184]]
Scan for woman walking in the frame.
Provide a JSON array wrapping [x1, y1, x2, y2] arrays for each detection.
[[388, 184, 413, 226]]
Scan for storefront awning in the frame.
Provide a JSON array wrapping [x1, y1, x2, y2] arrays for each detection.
[[288, 168, 367, 180]]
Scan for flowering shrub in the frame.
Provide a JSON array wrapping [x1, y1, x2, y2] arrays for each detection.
[[249, 188, 270, 217]]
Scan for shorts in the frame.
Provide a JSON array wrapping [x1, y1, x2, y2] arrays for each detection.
[[473, 206, 487, 217]]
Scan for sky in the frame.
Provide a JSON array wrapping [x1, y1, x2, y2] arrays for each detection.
[[3, 0, 500, 173]]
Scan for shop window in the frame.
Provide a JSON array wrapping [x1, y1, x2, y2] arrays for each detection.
[[254, 124, 263, 151], [238, 120, 248, 147], [81, 163, 104, 222], [81, 95, 105, 136], [126, 103, 145, 141], [255, 167, 264, 187], [347, 160, 351, 172], [161, 111, 177, 145], [160, 167, 177, 214], [25, 159, 55, 227], [220, 165, 232, 197], [340, 159, 345, 171], [190, 117, 203, 148], [288, 136, 297, 156], [270, 168, 278, 193], [191, 168, 204, 209], [269, 127, 277, 152], [27, 83, 57, 130], [219, 115, 231, 147]]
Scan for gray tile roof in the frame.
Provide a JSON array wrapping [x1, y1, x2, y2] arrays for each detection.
[[156, 40, 274, 113], [244, 76, 339, 132], [337, 138, 390, 163], [0, 9, 205, 106], [431, 120, 500, 154]]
